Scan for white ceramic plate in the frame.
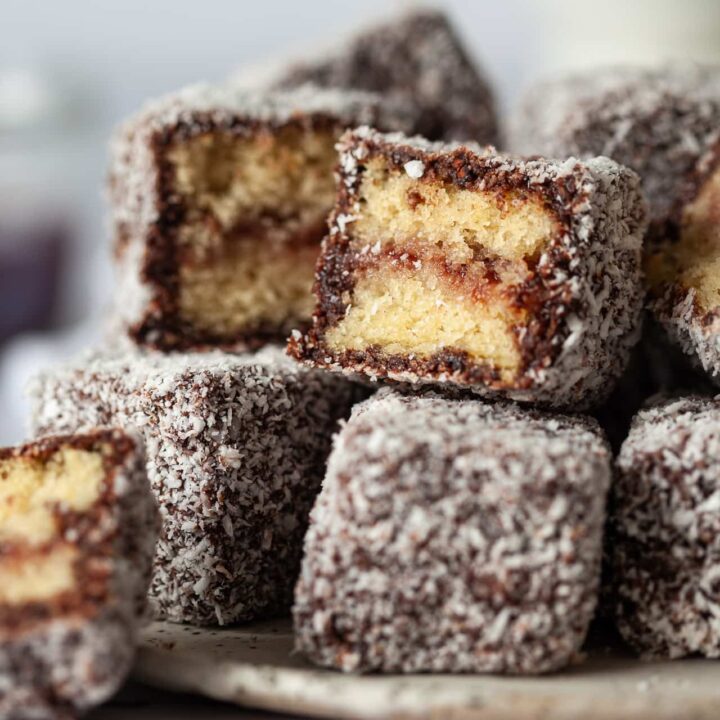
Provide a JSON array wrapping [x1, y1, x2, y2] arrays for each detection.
[[134, 620, 720, 720]]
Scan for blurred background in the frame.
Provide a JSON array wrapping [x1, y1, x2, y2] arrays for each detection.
[[2, 0, 720, 443]]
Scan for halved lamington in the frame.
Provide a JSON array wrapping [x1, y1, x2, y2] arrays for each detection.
[[611, 396, 720, 659], [110, 84, 414, 351], [31, 347, 359, 626], [294, 389, 611, 674], [646, 152, 720, 382], [510, 66, 720, 382], [289, 128, 646, 410], [0, 430, 157, 719], [273, 8, 499, 144]]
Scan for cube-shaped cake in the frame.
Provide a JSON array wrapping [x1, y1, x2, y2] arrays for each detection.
[[294, 389, 611, 674], [647, 158, 720, 383], [289, 127, 647, 410], [274, 8, 498, 144], [612, 396, 720, 659], [31, 347, 359, 625], [510, 66, 720, 383], [110, 84, 414, 351], [510, 65, 720, 236], [0, 430, 157, 719]]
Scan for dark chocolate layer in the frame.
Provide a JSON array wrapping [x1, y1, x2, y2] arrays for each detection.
[[289, 127, 646, 410]]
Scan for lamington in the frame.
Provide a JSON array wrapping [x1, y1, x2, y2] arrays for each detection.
[[289, 127, 647, 410], [510, 66, 720, 382], [31, 347, 359, 626], [646, 159, 720, 383], [592, 317, 715, 452], [294, 389, 611, 674], [0, 430, 157, 719], [611, 396, 720, 659], [272, 8, 499, 144], [109, 83, 415, 351]]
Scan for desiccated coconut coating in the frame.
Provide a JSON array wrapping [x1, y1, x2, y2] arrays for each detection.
[[650, 281, 720, 388], [294, 389, 612, 674], [109, 83, 416, 352], [289, 127, 647, 411], [611, 396, 720, 659], [0, 430, 158, 720], [592, 316, 715, 452], [509, 64, 720, 235], [30, 347, 359, 626], [273, 8, 499, 145], [510, 66, 720, 385]]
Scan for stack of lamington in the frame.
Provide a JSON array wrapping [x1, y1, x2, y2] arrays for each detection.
[[27, 6, 502, 683], [13, 13, 720, 713], [511, 64, 720, 661], [9, 8, 500, 716], [287, 127, 646, 672]]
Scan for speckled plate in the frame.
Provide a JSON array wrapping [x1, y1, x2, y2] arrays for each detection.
[[134, 620, 720, 720]]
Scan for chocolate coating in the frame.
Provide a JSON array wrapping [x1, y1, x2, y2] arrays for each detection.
[[0, 430, 157, 719], [30, 347, 360, 626], [650, 280, 720, 388], [611, 396, 720, 658], [593, 316, 715, 452], [109, 83, 416, 352], [289, 127, 647, 411], [274, 9, 499, 145], [510, 64, 720, 237], [510, 66, 720, 385], [294, 389, 611, 674]]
